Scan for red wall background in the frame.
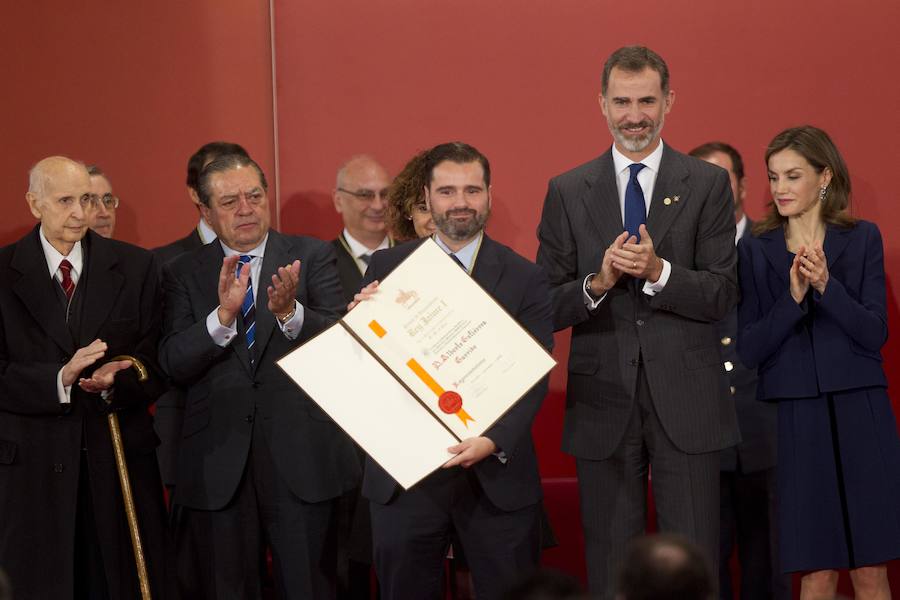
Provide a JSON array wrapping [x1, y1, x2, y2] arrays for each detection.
[[3, 0, 899, 589], [1, 1, 276, 249]]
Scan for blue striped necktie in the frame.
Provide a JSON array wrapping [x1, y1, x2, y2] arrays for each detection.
[[624, 163, 647, 239], [237, 255, 256, 363]]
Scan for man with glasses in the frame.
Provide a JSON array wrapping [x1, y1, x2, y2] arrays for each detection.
[[331, 155, 392, 306], [85, 165, 119, 239]]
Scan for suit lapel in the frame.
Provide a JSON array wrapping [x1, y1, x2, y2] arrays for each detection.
[[758, 227, 791, 286], [10, 227, 74, 355], [824, 224, 852, 269], [582, 152, 625, 243], [646, 146, 689, 247], [78, 233, 125, 345], [471, 235, 503, 296]]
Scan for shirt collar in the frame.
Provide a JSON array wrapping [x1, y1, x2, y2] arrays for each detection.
[[197, 218, 217, 245], [343, 228, 390, 259], [39, 226, 83, 278], [433, 231, 483, 272], [735, 214, 747, 245], [219, 232, 269, 259], [612, 139, 665, 176]]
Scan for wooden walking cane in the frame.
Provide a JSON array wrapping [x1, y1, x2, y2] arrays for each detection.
[[108, 355, 153, 600]]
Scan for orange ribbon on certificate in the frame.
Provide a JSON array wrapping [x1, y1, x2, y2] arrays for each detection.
[[369, 319, 475, 427]]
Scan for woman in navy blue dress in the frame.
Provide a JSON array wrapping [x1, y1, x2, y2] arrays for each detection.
[[737, 126, 900, 599]]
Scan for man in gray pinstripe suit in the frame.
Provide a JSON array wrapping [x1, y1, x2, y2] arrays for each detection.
[[536, 46, 740, 599]]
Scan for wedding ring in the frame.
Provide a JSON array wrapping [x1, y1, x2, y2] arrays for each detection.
[[632, 261, 636, 268]]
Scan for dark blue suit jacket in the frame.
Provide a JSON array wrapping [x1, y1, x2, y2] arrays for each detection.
[[736, 220, 887, 400]]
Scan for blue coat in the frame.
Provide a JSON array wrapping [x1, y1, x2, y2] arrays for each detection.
[[736, 220, 887, 399]]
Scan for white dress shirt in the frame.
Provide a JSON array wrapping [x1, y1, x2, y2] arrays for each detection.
[[197, 218, 217, 244], [40, 228, 83, 404], [206, 234, 305, 346], [583, 141, 673, 308], [735, 214, 747, 246]]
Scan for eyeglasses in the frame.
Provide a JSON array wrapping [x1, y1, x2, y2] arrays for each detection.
[[89, 194, 120, 210], [337, 188, 389, 202]]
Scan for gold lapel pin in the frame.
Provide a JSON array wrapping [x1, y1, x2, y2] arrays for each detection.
[[663, 197, 672, 206]]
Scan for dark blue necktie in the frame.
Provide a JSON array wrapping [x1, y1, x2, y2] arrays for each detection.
[[449, 253, 467, 272], [236, 255, 256, 363], [624, 163, 647, 239]]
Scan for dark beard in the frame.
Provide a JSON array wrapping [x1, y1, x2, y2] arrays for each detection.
[[433, 208, 489, 241]]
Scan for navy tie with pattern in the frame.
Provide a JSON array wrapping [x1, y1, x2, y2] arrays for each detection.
[[237, 255, 256, 364], [624, 163, 647, 240]]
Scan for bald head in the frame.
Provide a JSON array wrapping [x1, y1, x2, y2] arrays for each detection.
[[26, 156, 92, 255], [617, 534, 713, 600], [333, 155, 391, 249]]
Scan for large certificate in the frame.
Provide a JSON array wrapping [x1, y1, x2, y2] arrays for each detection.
[[277, 239, 556, 489]]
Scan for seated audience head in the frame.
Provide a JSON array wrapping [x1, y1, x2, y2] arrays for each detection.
[[25, 156, 92, 254], [196, 153, 270, 252], [387, 149, 434, 240], [758, 125, 852, 235], [186, 141, 250, 208], [422, 141, 492, 250], [84, 165, 118, 238], [0, 567, 10, 600], [616, 534, 713, 600], [689, 142, 745, 223], [333, 155, 391, 248]]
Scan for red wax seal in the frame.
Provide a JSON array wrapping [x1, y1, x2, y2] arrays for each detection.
[[438, 391, 462, 414]]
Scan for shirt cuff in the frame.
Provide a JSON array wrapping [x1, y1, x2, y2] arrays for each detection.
[[276, 300, 305, 340], [583, 273, 607, 310], [206, 307, 238, 347], [57, 368, 72, 404], [642, 259, 671, 296]]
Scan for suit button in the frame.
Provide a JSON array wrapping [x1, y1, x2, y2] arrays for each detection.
[[630, 358, 638, 366], [721, 337, 732, 346], [53, 463, 64, 473], [730, 386, 736, 395], [636, 319, 645, 327], [244, 415, 254, 423]]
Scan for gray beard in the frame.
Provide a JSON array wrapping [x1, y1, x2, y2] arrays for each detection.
[[611, 121, 663, 154]]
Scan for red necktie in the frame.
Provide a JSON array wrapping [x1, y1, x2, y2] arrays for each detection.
[[59, 259, 75, 300]]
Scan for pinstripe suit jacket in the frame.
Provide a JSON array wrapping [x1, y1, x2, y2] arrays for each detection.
[[537, 145, 740, 459]]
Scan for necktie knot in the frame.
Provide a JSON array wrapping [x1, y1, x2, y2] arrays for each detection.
[[58, 259, 75, 300], [236, 255, 253, 277], [359, 254, 372, 266], [628, 162, 646, 182]]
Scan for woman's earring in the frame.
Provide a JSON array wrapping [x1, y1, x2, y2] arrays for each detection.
[[819, 186, 828, 201]]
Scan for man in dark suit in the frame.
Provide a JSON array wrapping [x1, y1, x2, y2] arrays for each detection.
[[353, 142, 554, 600], [536, 46, 740, 599], [159, 153, 360, 598], [689, 142, 789, 600], [151, 141, 252, 597], [0, 156, 168, 598], [331, 155, 392, 306]]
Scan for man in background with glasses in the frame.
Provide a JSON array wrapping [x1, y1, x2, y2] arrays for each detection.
[[85, 165, 119, 239], [331, 155, 392, 306]]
